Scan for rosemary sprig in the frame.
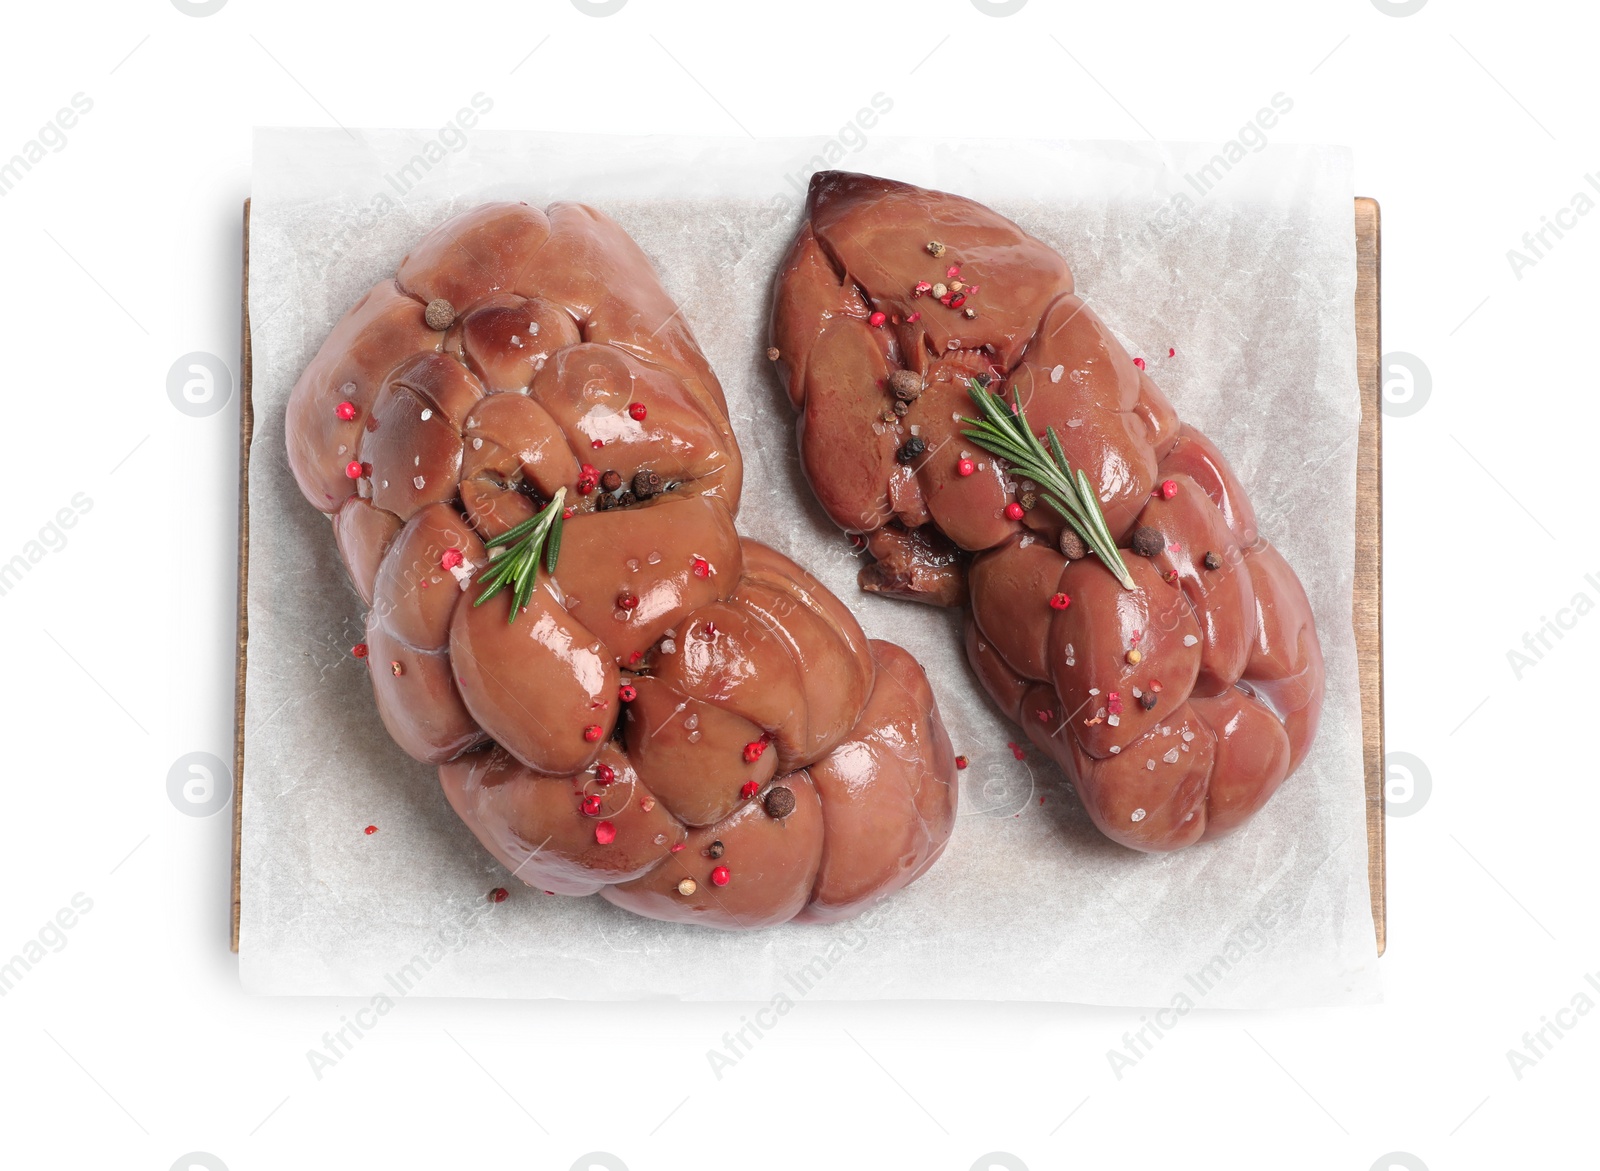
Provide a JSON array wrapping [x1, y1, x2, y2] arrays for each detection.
[[472, 487, 567, 622], [959, 380, 1137, 591]]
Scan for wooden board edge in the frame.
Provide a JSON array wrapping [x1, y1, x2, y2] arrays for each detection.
[[232, 198, 252, 955], [1353, 196, 1386, 956]]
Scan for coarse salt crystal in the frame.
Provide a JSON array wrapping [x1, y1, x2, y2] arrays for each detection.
[[472, 437, 483, 449], [510, 336, 521, 347], [1163, 748, 1180, 764], [420, 408, 433, 421], [1131, 686, 1142, 698], [1107, 714, 1120, 727], [1109, 745, 1121, 754], [1182, 730, 1195, 742], [413, 476, 425, 489], [660, 640, 676, 654], [528, 322, 539, 334], [1146, 760, 1155, 771], [1131, 807, 1146, 821], [1088, 688, 1100, 696], [1050, 365, 1065, 383], [1183, 634, 1199, 646]]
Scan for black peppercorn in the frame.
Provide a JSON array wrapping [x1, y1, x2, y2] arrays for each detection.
[[1131, 526, 1164, 558], [896, 437, 926, 464], [975, 373, 992, 389], [1203, 551, 1222, 570], [632, 470, 662, 500], [595, 493, 614, 512], [1058, 529, 1087, 560], [424, 298, 456, 331], [617, 490, 638, 507], [707, 840, 725, 860], [1139, 692, 1158, 711], [892, 400, 910, 417], [888, 370, 924, 401], [600, 469, 622, 493], [763, 786, 796, 820]]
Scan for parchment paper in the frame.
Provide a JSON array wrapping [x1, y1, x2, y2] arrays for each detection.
[[242, 129, 1378, 1006]]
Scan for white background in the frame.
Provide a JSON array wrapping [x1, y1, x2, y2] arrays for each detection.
[[0, 1, 1592, 1168]]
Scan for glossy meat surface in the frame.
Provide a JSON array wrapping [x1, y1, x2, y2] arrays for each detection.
[[287, 201, 958, 925], [769, 173, 1324, 851]]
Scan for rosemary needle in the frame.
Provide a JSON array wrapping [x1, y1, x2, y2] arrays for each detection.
[[959, 380, 1137, 590], [472, 487, 568, 622]]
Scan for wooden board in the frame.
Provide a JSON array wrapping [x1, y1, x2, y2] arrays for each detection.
[[1354, 197, 1385, 955], [230, 199, 1387, 955], [231, 199, 252, 952]]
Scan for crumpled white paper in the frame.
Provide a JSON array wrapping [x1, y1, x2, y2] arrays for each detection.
[[242, 128, 1378, 1006]]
